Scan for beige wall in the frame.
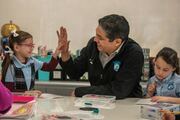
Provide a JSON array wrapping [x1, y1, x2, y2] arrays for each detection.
[[0, 0, 179, 56]]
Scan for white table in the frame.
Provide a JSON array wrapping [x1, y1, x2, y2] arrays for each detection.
[[30, 96, 146, 120], [5, 95, 148, 120]]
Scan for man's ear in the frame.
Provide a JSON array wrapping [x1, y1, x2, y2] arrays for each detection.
[[114, 38, 123, 47], [172, 67, 176, 72], [152, 58, 155, 64]]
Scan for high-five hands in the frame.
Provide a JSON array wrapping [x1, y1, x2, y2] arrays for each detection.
[[56, 26, 70, 61]]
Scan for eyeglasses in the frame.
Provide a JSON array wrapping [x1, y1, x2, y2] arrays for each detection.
[[18, 43, 35, 48]]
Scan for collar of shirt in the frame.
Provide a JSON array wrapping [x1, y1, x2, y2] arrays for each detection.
[[12, 55, 34, 68], [155, 72, 173, 84], [99, 41, 124, 68]]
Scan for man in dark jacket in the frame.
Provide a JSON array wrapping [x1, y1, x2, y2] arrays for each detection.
[[57, 14, 144, 99]]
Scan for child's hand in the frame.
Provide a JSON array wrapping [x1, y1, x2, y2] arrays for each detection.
[[146, 82, 156, 97], [151, 96, 169, 102], [160, 110, 175, 120], [70, 90, 75, 97], [41, 46, 47, 57], [23, 90, 42, 98]]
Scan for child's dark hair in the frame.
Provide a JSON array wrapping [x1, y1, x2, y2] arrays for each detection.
[[155, 47, 179, 74], [1, 30, 32, 81]]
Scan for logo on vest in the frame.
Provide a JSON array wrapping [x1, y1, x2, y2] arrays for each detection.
[[113, 61, 121, 72], [167, 83, 174, 90]]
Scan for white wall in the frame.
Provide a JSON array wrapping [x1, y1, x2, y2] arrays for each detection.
[[0, 0, 179, 56]]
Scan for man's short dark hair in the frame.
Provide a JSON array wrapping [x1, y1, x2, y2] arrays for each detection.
[[98, 14, 129, 42]]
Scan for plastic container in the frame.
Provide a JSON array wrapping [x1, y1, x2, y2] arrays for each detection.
[[75, 94, 116, 109], [82, 94, 116, 103]]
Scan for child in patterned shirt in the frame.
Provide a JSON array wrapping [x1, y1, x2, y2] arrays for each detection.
[[146, 47, 180, 104]]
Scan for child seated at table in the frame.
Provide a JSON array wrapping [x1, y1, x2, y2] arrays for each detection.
[[1, 30, 61, 93], [146, 47, 180, 104], [0, 80, 12, 114], [145, 47, 180, 120], [0, 50, 12, 114]]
